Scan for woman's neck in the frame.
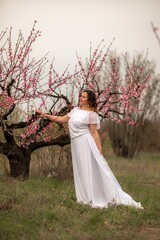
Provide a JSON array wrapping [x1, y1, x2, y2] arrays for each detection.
[[79, 105, 94, 111], [80, 106, 89, 110]]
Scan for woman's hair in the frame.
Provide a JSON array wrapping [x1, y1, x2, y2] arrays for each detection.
[[82, 89, 97, 110]]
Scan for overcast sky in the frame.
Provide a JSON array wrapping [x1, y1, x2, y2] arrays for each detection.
[[0, 0, 160, 74]]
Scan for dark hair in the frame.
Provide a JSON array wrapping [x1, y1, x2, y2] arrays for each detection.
[[83, 89, 97, 110]]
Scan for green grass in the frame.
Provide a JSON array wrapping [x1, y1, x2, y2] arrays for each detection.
[[0, 153, 160, 240]]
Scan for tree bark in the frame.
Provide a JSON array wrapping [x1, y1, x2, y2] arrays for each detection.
[[0, 133, 70, 180], [7, 147, 31, 179]]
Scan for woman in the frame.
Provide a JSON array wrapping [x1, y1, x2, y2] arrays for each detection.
[[36, 90, 143, 209]]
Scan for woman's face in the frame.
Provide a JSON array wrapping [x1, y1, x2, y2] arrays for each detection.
[[79, 92, 89, 106]]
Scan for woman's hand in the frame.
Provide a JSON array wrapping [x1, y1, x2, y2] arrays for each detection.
[[35, 109, 45, 117], [99, 146, 103, 155]]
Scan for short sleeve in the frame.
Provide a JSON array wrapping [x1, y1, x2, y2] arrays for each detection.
[[67, 107, 77, 118], [88, 111, 100, 129]]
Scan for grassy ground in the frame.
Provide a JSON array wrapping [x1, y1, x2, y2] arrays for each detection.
[[0, 152, 160, 240]]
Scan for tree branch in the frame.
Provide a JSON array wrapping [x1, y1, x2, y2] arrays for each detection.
[[30, 133, 70, 152]]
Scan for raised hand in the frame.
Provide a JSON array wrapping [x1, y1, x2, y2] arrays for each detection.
[[35, 109, 45, 117]]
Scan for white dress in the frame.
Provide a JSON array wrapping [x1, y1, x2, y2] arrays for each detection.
[[68, 107, 143, 209]]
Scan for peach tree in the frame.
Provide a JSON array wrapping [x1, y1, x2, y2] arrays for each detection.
[[0, 23, 151, 179]]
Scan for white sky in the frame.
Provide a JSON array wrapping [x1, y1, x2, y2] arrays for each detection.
[[0, 0, 160, 74]]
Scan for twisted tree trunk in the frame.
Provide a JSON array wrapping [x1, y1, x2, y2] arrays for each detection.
[[0, 133, 70, 180], [7, 148, 31, 179]]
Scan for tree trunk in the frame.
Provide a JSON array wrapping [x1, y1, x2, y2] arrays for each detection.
[[107, 121, 142, 159], [7, 148, 31, 180], [0, 131, 70, 180]]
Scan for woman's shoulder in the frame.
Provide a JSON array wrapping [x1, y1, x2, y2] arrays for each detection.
[[69, 106, 79, 112], [89, 110, 99, 116], [89, 112, 100, 122], [67, 106, 79, 117]]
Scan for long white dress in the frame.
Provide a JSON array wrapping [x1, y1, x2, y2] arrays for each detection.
[[68, 107, 143, 209]]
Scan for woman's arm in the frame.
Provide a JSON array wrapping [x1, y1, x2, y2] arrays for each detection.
[[35, 109, 69, 123], [89, 124, 102, 154]]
